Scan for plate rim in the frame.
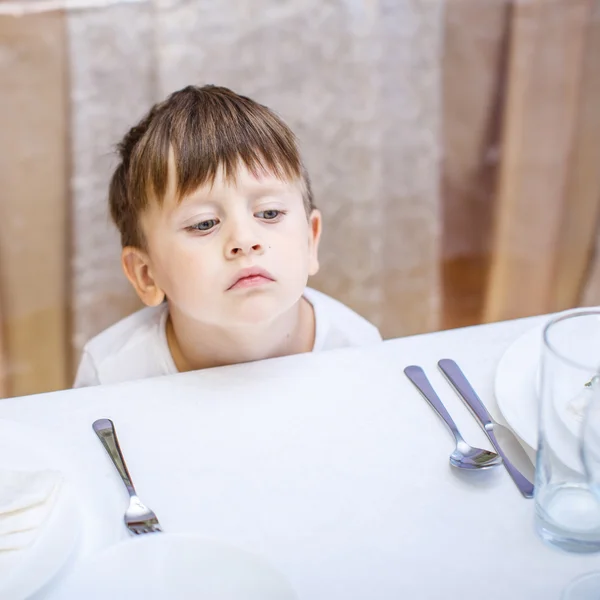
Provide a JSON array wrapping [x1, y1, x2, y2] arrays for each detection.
[[0, 419, 82, 599], [494, 325, 542, 449], [52, 533, 298, 598]]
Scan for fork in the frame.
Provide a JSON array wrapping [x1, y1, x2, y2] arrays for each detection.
[[92, 418, 163, 535]]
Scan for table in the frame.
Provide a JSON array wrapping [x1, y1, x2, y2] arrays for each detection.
[[2, 314, 600, 599]]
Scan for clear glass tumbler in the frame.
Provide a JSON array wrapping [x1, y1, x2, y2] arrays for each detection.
[[535, 310, 600, 553], [561, 376, 600, 597]]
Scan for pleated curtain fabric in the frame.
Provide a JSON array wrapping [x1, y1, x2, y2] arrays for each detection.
[[67, 0, 154, 369]]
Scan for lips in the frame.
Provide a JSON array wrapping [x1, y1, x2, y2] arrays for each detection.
[[227, 267, 275, 291]]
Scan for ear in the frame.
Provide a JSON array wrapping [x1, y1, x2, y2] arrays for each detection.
[[121, 246, 165, 307], [307, 209, 322, 277]]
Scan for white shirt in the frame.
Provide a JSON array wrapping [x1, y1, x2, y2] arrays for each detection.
[[73, 288, 382, 387]]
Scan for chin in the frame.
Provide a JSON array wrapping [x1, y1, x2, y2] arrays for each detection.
[[226, 290, 298, 326]]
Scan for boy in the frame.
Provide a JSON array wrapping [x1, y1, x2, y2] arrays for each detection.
[[74, 85, 381, 387]]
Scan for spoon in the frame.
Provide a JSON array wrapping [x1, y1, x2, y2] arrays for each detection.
[[404, 366, 503, 470]]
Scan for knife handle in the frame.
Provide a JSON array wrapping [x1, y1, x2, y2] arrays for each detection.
[[438, 359, 492, 427], [486, 430, 535, 499]]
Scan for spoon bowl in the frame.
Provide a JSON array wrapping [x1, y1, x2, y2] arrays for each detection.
[[450, 440, 503, 470], [404, 365, 503, 472]]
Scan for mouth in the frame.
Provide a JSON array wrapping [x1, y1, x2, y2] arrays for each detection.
[[227, 267, 275, 291]]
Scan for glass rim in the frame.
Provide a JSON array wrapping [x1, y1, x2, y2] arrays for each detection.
[[561, 571, 600, 599], [543, 309, 600, 372]]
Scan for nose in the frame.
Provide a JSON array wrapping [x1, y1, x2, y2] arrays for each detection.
[[227, 241, 263, 258], [224, 220, 264, 259]]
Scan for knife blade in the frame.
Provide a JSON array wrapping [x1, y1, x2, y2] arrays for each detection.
[[438, 358, 535, 499]]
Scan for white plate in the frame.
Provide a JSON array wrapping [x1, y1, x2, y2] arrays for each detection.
[[0, 420, 81, 600], [51, 533, 298, 600], [494, 322, 591, 460], [494, 325, 543, 450]]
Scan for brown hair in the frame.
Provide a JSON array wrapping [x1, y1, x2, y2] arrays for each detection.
[[109, 85, 314, 248]]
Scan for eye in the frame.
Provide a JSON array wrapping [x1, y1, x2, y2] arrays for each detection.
[[256, 209, 284, 220], [188, 219, 219, 232]]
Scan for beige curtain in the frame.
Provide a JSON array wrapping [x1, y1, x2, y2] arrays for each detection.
[[67, 0, 154, 358]]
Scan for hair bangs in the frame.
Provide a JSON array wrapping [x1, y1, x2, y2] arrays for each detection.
[[141, 88, 303, 204]]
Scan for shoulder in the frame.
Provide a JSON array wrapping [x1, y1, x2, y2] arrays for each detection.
[[73, 304, 174, 387], [304, 287, 382, 351], [83, 304, 166, 358]]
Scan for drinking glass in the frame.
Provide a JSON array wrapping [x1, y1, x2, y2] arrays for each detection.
[[535, 310, 600, 553], [561, 384, 600, 598]]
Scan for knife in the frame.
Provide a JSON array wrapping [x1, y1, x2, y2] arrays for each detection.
[[438, 358, 535, 499]]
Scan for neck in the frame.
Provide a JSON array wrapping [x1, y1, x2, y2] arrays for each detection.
[[166, 297, 315, 372]]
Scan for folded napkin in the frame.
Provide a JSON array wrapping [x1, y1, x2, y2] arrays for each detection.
[[0, 469, 62, 551]]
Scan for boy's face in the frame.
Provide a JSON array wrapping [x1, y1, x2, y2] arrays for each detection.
[[124, 161, 321, 326]]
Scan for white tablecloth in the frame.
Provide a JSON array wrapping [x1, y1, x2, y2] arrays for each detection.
[[2, 314, 600, 599]]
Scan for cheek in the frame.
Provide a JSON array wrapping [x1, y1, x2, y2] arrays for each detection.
[[153, 240, 211, 291], [275, 219, 311, 253], [273, 230, 312, 279]]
